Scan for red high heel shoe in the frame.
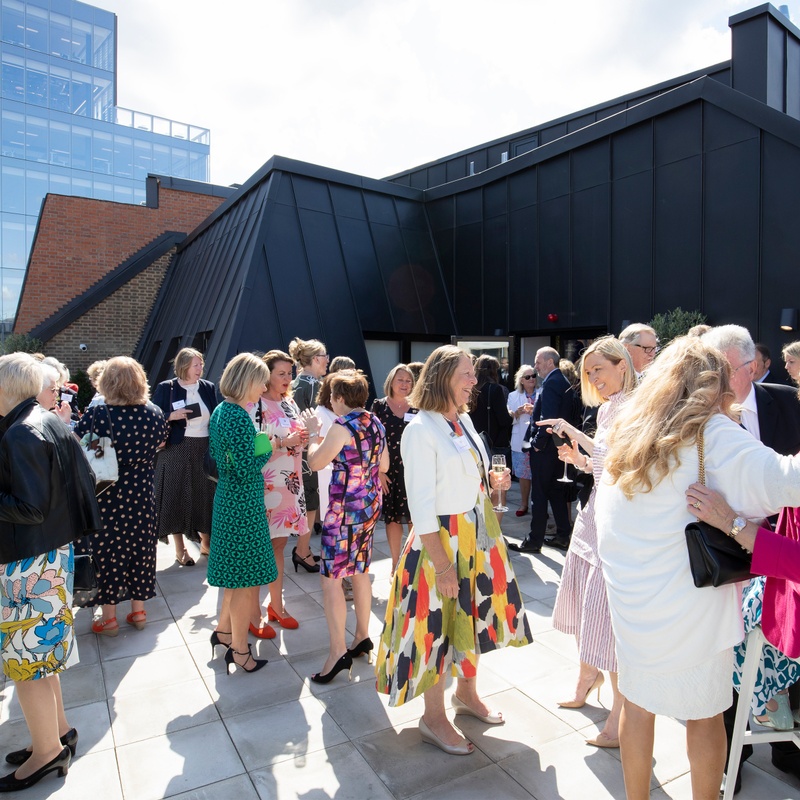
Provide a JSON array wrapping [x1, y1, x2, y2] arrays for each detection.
[[267, 604, 299, 629]]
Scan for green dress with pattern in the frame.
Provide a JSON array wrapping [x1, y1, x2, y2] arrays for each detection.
[[207, 402, 277, 588]]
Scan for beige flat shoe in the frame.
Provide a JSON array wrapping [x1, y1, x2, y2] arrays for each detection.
[[586, 732, 620, 749]]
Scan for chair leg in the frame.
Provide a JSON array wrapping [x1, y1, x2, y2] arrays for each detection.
[[724, 627, 765, 800]]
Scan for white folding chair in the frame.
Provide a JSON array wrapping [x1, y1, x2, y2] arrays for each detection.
[[724, 626, 800, 800]]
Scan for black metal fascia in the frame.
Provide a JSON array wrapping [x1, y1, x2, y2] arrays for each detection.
[[29, 231, 186, 342]]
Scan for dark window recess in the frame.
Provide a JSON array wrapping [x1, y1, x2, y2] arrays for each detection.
[[191, 330, 213, 353]]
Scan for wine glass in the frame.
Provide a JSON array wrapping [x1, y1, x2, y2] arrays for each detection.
[[551, 429, 573, 484], [491, 454, 509, 512]]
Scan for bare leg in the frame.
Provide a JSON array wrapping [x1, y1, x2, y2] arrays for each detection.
[[686, 714, 726, 800], [295, 530, 314, 560], [559, 658, 601, 706], [349, 572, 372, 646], [173, 532, 187, 558], [422, 670, 472, 750], [101, 603, 117, 624], [267, 537, 287, 613], [199, 532, 210, 555], [455, 665, 498, 719], [51, 675, 70, 738], [230, 586, 259, 666], [217, 587, 232, 634], [519, 477, 531, 511], [318, 574, 348, 674], [12, 676, 64, 779], [385, 522, 403, 572], [599, 671, 623, 741], [619, 699, 655, 800]]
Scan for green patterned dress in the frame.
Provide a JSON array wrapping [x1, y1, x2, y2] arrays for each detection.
[[207, 402, 277, 588]]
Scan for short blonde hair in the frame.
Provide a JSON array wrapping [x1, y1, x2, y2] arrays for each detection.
[[604, 336, 734, 499], [782, 341, 800, 361], [86, 360, 107, 387], [513, 364, 535, 392], [288, 337, 326, 368], [0, 353, 43, 406], [173, 348, 204, 381], [409, 345, 472, 413], [579, 336, 636, 408], [384, 364, 414, 398], [219, 353, 269, 403], [99, 357, 150, 405]]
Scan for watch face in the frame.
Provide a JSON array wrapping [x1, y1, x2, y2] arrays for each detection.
[[733, 516, 746, 532]]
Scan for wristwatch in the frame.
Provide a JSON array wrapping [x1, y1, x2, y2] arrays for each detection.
[[729, 515, 746, 539]]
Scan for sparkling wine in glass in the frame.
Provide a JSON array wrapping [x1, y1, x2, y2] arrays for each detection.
[[491, 454, 509, 512], [552, 430, 573, 484]]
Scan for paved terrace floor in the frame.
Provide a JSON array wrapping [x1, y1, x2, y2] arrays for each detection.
[[1, 484, 798, 800]]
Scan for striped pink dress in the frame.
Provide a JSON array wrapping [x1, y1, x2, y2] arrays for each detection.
[[552, 391, 626, 671]]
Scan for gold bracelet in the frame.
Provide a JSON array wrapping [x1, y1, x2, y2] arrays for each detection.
[[434, 562, 453, 577]]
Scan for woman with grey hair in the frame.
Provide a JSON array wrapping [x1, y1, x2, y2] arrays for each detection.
[[0, 353, 101, 791]]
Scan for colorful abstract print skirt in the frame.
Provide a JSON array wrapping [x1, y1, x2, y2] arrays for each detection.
[[375, 494, 532, 706], [0, 544, 78, 681]]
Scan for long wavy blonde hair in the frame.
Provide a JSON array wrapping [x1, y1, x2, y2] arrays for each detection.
[[604, 336, 735, 499]]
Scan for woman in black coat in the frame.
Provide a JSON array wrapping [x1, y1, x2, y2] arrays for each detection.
[[0, 353, 101, 792], [152, 348, 218, 564], [468, 354, 513, 462]]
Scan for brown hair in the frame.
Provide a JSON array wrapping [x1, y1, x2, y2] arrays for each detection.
[[409, 345, 472, 413], [173, 347, 204, 380], [262, 350, 293, 397], [316, 373, 335, 411], [329, 356, 355, 373], [219, 353, 269, 403], [288, 337, 326, 367], [99, 356, 150, 405], [328, 369, 369, 409]]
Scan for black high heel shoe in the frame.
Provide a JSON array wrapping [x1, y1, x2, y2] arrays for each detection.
[[292, 546, 320, 573], [210, 630, 231, 658], [224, 645, 268, 675], [5, 729, 78, 766], [0, 745, 70, 792], [346, 637, 374, 664], [310, 653, 353, 684]]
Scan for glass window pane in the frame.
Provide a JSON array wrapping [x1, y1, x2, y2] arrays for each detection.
[[24, 4, 48, 53], [113, 181, 132, 204], [93, 23, 113, 71], [72, 174, 90, 198], [1, 164, 24, 213], [2, 0, 25, 47], [71, 69, 91, 115], [1, 109, 24, 158], [71, 124, 90, 170], [25, 58, 48, 106], [49, 120, 69, 165], [133, 138, 152, 181], [113, 134, 132, 177], [25, 114, 47, 162], [189, 151, 207, 181], [71, 19, 92, 64], [25, 166, 47, 215], [1, 218, 25, 267], [171, 146, 188, 176], [92, 75, 111, 119], [92, 178, 112, 201], [153, 143, 170, 174], [1, 52, 24, 101], [1, 267, 25, 320], [49, 12, 71, 59], [92, 129, 112, 174], [49, 65, 70, 112], [133, 185, 145, 206], [49, 165, 69, 195]]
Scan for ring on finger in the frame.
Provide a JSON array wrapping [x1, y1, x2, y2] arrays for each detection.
[[693, 501, 701, 509]]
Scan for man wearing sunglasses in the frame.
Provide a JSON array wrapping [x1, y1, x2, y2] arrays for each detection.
[[619, 323, 658, 379]]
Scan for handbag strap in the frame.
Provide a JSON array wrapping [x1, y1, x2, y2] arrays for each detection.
[[697, 427, 705, 486]]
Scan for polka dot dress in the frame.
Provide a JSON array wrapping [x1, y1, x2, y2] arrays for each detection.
[[74, 404, 168, 605]]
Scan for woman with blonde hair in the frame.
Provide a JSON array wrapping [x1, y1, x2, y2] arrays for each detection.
[[782, 341, 800, 385], [595, 336, 800, 799], [152, 347, 218, 565], [208, 353, 276, 674], [538, 336, 635, 750], [74, 357, 168, 635], [507, 364, 537, 516], [289, 337, 329, 567], [375, 346, 532, 755], [370, 364, 416, 572]]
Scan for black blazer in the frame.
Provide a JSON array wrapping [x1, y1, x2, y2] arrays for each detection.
[[152, 378, 219, 446], [529, 369, 580, 452], [754, 381, 800, 456]]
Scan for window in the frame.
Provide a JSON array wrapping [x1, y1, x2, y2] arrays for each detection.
[[71, 68, 91, 115], [113, 134, 132, 177], [92, 129, 112, 174], [24, 3, 48, 54], [1, 218, 25, 267], [49, 120, 69, 165], [49, 64, 70, 112], [1, 0, 25, 47], [1, 109, 24, 158], [1, 52, 24, 101], [71, 124, 91, 170], [24, 58, 48, 106], [25, 114, 47, 162], [25, 166, 47, 215]]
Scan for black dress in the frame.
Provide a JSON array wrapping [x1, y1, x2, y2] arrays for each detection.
[[75, 403, 168, 605], [370, 398, 414, 525]]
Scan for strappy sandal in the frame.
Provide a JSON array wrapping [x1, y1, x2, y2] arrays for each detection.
[[175, 549, 195, 567], [92, 618, 119, 637], [126, 610, 146, 630]]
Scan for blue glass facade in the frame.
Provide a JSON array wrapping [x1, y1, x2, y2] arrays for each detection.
[[0, 0, 210, 325]]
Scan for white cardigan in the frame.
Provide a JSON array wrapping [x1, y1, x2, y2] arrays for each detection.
[[401, 410, 490, 535]]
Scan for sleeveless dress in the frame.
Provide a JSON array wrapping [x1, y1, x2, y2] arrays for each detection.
[[207, 402, 277, 589], [320, 410, 386, 578], [370, 398, 414, 525], [551, 391, 625, 671]]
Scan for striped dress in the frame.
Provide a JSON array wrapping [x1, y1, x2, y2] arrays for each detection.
[[551, 391, 625, 671]]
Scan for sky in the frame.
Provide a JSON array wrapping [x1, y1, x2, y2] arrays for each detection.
[[93, 0, 772, 188]]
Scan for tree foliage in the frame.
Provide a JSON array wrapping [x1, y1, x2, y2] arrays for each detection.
[[649, 308, 707, 347], [2, 333, 43, 355]]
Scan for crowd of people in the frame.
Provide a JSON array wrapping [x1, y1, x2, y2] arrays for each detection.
[[2, 328, 800, 797]]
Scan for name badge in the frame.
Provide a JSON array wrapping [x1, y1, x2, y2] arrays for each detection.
[[403, 412, 416, 423], [279, 418, 291, 428], [172, 400, 186, 410], [451, 434, 471, 452], [60, 393, 72, 404]]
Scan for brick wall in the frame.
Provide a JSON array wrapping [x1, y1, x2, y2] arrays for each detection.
[[44, 250, 173, 373], [15, 186, 224, 334]]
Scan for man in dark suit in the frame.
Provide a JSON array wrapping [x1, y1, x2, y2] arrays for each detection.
[[754, 343, 790, 385], [508, 347, 578, 554], [704, 325, 800, 792]]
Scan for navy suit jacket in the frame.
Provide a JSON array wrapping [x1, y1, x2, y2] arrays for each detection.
[[529, 369, 579, 452], [754, 381, 800, 456], [152, 378, 219, 446]]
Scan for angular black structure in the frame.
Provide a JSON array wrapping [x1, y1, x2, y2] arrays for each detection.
[[137, 4, 800, 382]]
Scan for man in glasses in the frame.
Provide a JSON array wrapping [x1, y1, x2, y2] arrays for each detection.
[[619, 323, 658, 379]]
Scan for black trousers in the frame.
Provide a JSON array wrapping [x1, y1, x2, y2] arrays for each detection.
[[528, 446, 571, 548]]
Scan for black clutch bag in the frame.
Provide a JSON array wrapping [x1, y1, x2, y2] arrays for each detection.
[[684, 429, 752, 588], [73, 554, 100, 608]]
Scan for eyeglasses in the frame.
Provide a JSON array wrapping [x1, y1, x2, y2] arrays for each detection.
[[731, 360, 754, 374], [314, 353, 329, 359], [522, 375, 536, 380], [632, 344, 658, 355]]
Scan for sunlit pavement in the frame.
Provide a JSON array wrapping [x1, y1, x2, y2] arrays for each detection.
[[1, 483, 797, 799]]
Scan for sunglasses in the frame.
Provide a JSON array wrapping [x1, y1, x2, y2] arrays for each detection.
[[522, 375, 536, 380]]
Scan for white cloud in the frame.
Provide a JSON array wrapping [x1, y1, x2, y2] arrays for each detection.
[[94, 0, 771, 185]]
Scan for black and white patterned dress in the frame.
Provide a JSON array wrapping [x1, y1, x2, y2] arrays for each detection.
[[75, 403, 168, 605]]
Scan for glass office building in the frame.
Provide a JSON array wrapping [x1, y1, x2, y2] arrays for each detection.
[[0, 0, 210, 328]]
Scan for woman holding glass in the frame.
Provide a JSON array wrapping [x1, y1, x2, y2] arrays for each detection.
[[507, 364, 537, 516], [375, 346, 532, 755]]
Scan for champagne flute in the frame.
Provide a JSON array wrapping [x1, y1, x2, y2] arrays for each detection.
[[551, 429, 573, 484], [491, 454, 509, 512]]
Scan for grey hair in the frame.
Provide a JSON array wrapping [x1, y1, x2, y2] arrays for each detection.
[[0, 353, 44, 406], [537, 347, 560, 366], [39, 363, 60, 388], [41, 356, 68, 384], [619, 323, 657, 345], [701, 324, 756, 363]]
